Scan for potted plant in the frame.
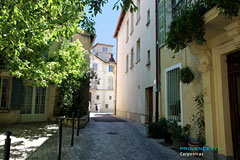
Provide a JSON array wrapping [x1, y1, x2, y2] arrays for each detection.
[[180, 66, 195, 84], [147, 118, 168, 139], [170, 121, 190, 150], [188, 93, 205, 151]]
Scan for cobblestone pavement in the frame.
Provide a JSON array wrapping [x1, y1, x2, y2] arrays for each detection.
[[27, 113, 190, 160]]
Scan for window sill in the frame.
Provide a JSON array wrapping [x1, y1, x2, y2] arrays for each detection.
[[135, 59, 141, 64], [146, 62, 151, 66], [136, 17, 141, 26], [125, 71, 128, 73], [126, 38, 129, 43], [130, 65, 134, 69], [0, 109, 10, 113], [146, 21, 150, 27]]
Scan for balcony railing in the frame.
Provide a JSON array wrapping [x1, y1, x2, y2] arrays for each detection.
[[172, 0, 214, 19]]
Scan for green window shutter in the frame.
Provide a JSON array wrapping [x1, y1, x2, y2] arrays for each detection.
[[10, 77, 22, 110], [158, 0, 166, 47]]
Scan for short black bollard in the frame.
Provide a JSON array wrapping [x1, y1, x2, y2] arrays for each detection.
[[58, 118, 63, 160], [77, 110, 80, 136], [71, 112, 75, 147], [4, 131, 12, 160]]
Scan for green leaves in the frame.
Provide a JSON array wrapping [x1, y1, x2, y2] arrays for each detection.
[[166, 2, 207, 53], [166, 0, 240, 53], [0, 0, 135, 87]]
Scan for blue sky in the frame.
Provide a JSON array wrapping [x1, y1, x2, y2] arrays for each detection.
[[93, 1, 121, 59]]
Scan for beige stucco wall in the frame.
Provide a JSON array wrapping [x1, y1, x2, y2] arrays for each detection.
[[187, 7, 240, 157], [161, 1, 235, 157], [0, 110, 20, 125], [160, 47, 202, 133], [160, 0, 202, 134], [116, 0, 156, 124]]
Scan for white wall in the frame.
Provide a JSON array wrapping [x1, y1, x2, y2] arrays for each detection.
[[116, 0, 156, 124]]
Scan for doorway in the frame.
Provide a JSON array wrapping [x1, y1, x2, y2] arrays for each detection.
[[227, 52, 240, 159], [20, 82, 47, 122], [146, 87, 153, 123]]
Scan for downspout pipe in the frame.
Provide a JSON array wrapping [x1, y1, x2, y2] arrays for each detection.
[[155, 0, 159, 122], [115, 38, 118, 115]]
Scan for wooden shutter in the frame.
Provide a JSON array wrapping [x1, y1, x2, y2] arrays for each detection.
[[10, 77, 22, 110], [158, 0, 166, 47]]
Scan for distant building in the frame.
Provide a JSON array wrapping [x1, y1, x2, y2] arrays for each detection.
[[90, 43, 116, 113], [114, 0, 157, 124]]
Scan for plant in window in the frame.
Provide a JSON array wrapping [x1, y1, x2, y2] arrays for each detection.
[[180, 66, 194, 84]]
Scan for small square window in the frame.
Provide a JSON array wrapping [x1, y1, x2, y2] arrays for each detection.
[[109, 96, 112, 100], [96, 95, 99, 100], [103, 47, 108, 53], [105, 104, 108, 108]]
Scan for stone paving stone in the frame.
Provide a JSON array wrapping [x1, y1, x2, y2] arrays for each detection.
[[27, 114, 198, 160]]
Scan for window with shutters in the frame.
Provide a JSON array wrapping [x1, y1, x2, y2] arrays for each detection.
[[146, 50, 151, 66], [130, 47, 134, 68], [0, 77, 11, 110], [131, 12, 134, 34], [108, 77, 113, 90], [109, 65, 113, 72], [146, 9, 150, 26], [136, 38, 141, 63], [136, 0, 141, 23], [126, 19, 129, 42], [158, 0, 166, 47], [165, 64, 182, 122], [126, 55, 129, 72]]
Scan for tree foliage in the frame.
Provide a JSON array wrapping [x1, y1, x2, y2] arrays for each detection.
[[166, 0, 240, 53], [0, 0, 135, 86]]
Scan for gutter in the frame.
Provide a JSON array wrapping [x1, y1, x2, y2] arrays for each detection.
[[155, 0, 159, 122], [114, 38, 118, 115]]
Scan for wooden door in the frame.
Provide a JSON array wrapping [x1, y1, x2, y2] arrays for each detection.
[[148, 87, 153, 123], [227, 52, 240, 159]]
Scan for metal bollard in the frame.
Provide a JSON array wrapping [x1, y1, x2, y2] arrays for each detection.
[[4, 131, 12, 160], [71, 112, 75, 147], [77, 110, 80, 136], [58, 118, 63, 160]]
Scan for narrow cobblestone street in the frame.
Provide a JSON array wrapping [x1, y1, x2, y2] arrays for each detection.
[[27, 113, 189, 160]]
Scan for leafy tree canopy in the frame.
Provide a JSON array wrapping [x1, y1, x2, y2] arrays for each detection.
[[0, 0, 135, 86]]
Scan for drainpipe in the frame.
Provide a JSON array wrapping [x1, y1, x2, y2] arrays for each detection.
[[114, 38, 118, 115], [155, 0, 159, 122]]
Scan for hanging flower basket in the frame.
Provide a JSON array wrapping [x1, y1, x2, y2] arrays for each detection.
[[180, 66, 194, 84]]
